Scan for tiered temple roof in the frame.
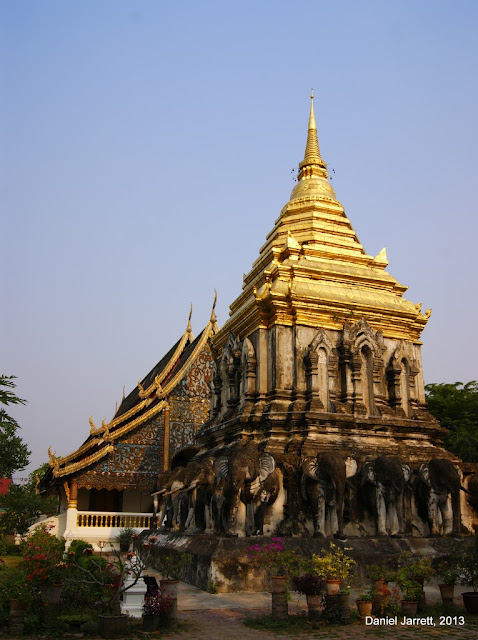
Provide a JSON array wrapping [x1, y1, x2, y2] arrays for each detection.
[[44, 301, 218, 485]]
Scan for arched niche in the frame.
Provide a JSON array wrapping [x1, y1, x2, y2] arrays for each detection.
[[219, 333, 241, 417], [400, 358, 411, 417], [304, 328, 338, 412], [342, 318, 386, 417], [360, 344, 375, 416], [240, 337, 256, 402], [387, 341, 418, 417]]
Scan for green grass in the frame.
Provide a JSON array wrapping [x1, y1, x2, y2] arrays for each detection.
[[0, 556, 21, 567], [245, 613, 313, 633]]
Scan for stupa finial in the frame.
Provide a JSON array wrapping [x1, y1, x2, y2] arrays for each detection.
[[299, 90, 328, 178]]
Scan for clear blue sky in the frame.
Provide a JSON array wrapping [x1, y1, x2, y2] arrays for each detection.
[[1, 1, 477, 474]]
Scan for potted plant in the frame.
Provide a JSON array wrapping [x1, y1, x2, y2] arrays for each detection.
[[247, 538, 303, 619], [337, 583, 352, 621], [116, 527, 135, 552], [58, 613, 90, 634], [67, 541, 147, 638], [398, 578, 424, 616], [141, 539, 192, 626], [397, 552, 434, 612], [458, 533, 478, 614], [356, 585, 374, 619], [437, 559, 459, 604], [366, 560, 393, 590], [293, 574, 323, 620], [3, 565, 29, 612], [0, 564, 30, 635], [142, 593, 161, 632], [311, 543, 356, 596], [142, 590, 174, 631]]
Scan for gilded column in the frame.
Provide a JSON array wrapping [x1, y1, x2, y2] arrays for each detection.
[[162, 400, 171, 472], [68, 478, 78, 508], [65, 477, 79, 543]]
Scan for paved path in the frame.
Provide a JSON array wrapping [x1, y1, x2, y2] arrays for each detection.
[[5, 582, 477, 639], [162, 582, 478, 640]]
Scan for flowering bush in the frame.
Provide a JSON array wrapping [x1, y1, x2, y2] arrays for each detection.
[[247, 538, 303, 578], [397, 552, 435, 582], [398, 577, 423, 602], [22, 525, 66, 586], [437, 559, 460, 586], [293, 574, 323, 596], [66, 541, 147, 614], [142, 590, 174, 616], [356, 585, 374, 602], [311, 543, 355, 582], [366, 561, 394, 583]]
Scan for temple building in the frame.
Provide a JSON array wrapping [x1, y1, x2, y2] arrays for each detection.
[[41, 307, 216, 547], [42, 96, 478, 570]]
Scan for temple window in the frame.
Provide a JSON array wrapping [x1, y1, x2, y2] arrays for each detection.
[[361, 345, 375, 415], [318, 347, 329, 411], [400, 358, 411, 417]]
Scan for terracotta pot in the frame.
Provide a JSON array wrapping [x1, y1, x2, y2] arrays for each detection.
[[9, 599, 26, 613], [270, 575, 287, 593], [337, 593, 350, 621], [305, 593, 322, 620], [356, 600, 373, 618], [462, 591, 478, 614], [98, 614, 128, 639], [325, 579, 341, 596], [40, 584, 62, 605], [401, 600, 418, 616], [160, 579, 179, 625], [438, 583, 455, 603], [142, 614, 160, 632]]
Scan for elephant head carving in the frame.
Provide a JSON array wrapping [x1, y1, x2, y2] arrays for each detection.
[[179, 457, 216, 532], [151, 466, 185, 530], [213, 440, 277, 536], [301, 452, 346, 538], [416, 458, 462, 536], [361, 455, 410, 536]]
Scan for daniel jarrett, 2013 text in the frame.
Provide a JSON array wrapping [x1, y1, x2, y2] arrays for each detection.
[[365, 616, 435, 626]]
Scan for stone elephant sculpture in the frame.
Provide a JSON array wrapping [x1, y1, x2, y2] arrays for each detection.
[[301, 452, 346, 538], [242, 468, 280, 536], [466, 474, 478, 513], [415, 458, 462, 536], [178, 457, 216, 533], [151, 466, 185, 529], [361, 455, 410, 536], [213, 440, 277, 536]]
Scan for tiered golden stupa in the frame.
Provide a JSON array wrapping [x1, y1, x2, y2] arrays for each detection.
[[200, 92, 446, 465], [218, 92, 429, 344]]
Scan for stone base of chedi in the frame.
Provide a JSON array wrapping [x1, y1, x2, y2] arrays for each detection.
[[141, 533, 471, 593]]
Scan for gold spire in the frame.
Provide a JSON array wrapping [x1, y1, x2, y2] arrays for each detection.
[[298, 90, 328, 178]]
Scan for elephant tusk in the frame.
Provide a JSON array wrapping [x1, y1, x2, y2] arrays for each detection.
[[151, 488, 167, 497]]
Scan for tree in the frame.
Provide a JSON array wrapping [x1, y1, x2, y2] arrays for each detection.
[[0, 375, 30, 478], [0, 465, 58, 537], [425, 381, 478, 462]]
